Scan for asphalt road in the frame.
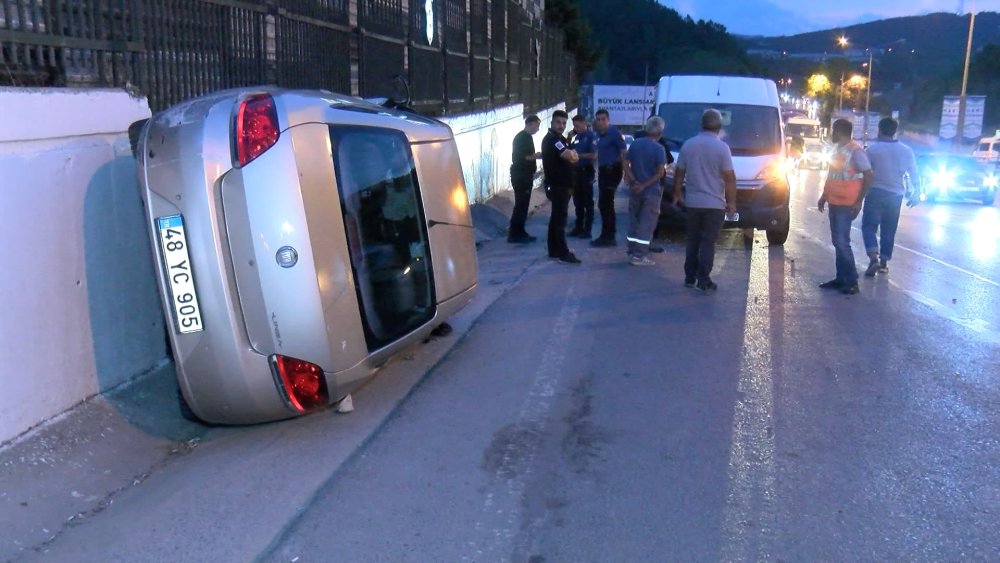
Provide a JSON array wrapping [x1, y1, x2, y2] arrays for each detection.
[[19, 171, 999, 562], [262, 171, 997, 561]]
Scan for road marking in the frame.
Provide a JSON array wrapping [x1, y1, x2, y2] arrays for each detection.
[[466, 274, 582, 562], [721, 236, 777, 561], [804, 205, 1000, 287]]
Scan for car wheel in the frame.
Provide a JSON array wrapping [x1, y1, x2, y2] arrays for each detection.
[[983, 193, 995, 206], [766, 207, 790, 245]]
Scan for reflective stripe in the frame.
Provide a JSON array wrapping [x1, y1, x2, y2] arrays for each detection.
[[626, 236, 650, 245], [828, 171, 865, 181]]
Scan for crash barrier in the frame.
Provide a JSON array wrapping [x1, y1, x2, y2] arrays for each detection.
[[0, 0, 575, 116], [0, 86, 568, 443]]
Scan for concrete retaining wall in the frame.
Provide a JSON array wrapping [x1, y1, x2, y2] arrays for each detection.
[[441, 102, 568, 203], [0, 88, 164, 445]]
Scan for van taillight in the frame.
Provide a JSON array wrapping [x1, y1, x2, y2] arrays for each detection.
[[271, 354, 329, 412], [235, 94, 279, 167]]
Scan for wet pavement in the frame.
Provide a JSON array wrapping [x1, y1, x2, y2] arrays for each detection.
[[6, 171, 998, 561]]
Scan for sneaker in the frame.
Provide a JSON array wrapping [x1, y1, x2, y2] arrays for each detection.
[[649, 244, 665, 253], [557, 253, 582, 264], [568, 228, 587, 238], [696, 279, 718, 292], [630, 255, 656, 266], [878, 259, 889, 274], [590, 238, 616, 247], [684, 278, 696, 288], [819, 279, 844, 289], [864, 261, 879, 277], [840, 283, 860, 295], [508, 234, 537, 243]]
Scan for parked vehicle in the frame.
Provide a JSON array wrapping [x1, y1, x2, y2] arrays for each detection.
[[131, 87, 478, 424], [655, 75, 790, 244], [916, 153, 998, 205], [799, 142, 832, 170], [973, 130, 1000, 163]]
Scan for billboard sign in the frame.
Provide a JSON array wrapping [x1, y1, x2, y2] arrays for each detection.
[[590, 85, 657, 126], [940, 95, 987, 140]]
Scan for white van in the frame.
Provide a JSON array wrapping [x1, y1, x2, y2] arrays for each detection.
[[974, 130, 1000, 163], [655, 75, 789, 244]]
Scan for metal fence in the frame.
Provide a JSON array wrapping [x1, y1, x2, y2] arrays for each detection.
[[0, 0, 575, 114]]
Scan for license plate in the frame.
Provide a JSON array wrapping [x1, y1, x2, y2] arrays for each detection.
[[156, 215, 204, 334]]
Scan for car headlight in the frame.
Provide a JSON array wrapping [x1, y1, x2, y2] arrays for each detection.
[[756, 159, 789, 181], [819, 152, 831, 163], [931, 169, 956, 189], [984, 175, 998, 188]]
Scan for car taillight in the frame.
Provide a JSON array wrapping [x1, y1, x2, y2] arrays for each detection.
[[271, 354, 329, 412], [235, 94, 279, 167]]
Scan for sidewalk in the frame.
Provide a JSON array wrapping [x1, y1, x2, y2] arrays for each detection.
[[0, 186, 557, 561]]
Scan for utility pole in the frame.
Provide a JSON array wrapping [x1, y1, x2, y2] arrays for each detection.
[[954, 10, 976, 149], [862, 51, 873, 146], [838, 72, 845, 114]]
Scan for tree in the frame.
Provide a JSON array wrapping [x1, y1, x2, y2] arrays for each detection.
[[545, 0, 602, 81]]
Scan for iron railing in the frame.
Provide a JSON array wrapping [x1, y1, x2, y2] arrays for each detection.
[[0, 0, 575, 114]]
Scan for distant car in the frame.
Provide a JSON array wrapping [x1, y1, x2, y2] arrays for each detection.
[[799, 142, 831, 170], [916, 153, 998, 205], [132, 87, 478, 424]]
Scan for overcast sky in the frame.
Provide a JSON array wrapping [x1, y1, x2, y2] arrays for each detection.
[[657, 0, 1000, 36]]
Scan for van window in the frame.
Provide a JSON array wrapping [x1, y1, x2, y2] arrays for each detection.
[[331, 127, 435, 351], [979, 142, 992, 152], [785, 122, 820, 139], [658, 103, 782, 156]]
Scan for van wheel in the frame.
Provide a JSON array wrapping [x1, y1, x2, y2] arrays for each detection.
[[983, 194, 995, 206], [766, 208, 790, 245]]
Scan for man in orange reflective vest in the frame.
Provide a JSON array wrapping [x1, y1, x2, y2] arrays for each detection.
[[817, 119, 873, 295]]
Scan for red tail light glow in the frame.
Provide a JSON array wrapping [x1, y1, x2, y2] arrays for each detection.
[[271, 354, 329, 412], [235, 94, 279, 167]]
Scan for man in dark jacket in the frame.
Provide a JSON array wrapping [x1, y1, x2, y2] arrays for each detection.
[[508, 115, 541, 243]]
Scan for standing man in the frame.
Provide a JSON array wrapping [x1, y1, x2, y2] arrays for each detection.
[[861, 117, 917, 277], [591, 109, 628, 247], [541, 110, 581, 264], [817, 118, 874, 295], [569, 114, 598, 238], [672, 109, 736, 291], [508, 115, 542, 243], [623, 116, 667, 266]]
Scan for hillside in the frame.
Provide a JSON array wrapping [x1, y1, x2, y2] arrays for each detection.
[[745, 12, 1000, 80], [577, 0, 756, 84]]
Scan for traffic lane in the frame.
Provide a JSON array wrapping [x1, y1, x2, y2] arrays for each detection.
[[266, 225, 997, 560], [789, 170, 1000, 346], [265, 235, 763, 562], [535, 233, 996, 561], [791, 169, 1000, 283]]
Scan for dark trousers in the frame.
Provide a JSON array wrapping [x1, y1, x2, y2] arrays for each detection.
[[684, 208, 726, 282], [547, 186, 572, 258], [861, 188, 903, 260], [597, 163, 623, 240], [509, 173, 534, 238], [829, 205, 859, 283], [572, 171, 595, 234]]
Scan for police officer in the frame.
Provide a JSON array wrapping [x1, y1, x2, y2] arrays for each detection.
[[542, 110, 581, 264], [591, 108, 628, 247], [568, 114, 598, 238]]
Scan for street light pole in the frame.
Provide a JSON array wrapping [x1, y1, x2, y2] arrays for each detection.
[[863, 51, 873, 146], [838, 73, 844, 113], [954, 10, 976, 149]]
